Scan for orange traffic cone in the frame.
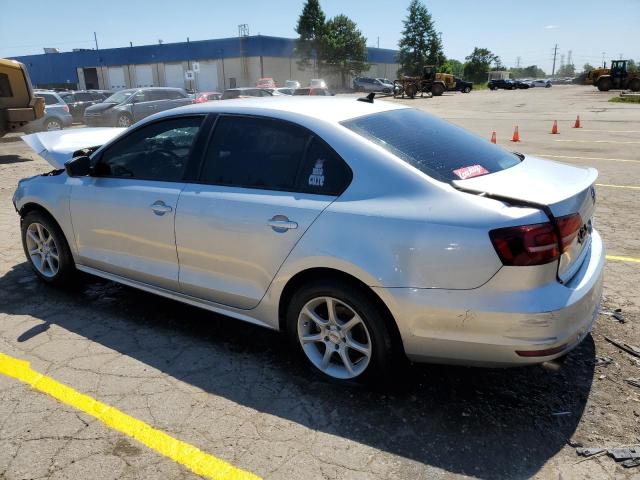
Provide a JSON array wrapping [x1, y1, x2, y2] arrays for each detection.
[[490, 131, 496, 144], [551, 120, 559, 134], [573, 115, 581, 128], [511, 126, 520, 142]]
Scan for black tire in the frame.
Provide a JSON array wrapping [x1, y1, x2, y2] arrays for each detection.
[[116, 113, 133, 127], [21, 210, 76, 286], [545, 83, 551, 88], [286, 279, 396, 386], [43, 118, 63, 131], [431, 83, 445, 96], [463, 86, 471, 93], [629, 79, 640, 92], [597, 78, 612, 92], [490, 85, 497, 91], [405, 84, 417, 99]]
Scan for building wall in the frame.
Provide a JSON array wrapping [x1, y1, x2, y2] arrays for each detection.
[[11, 36, 399, 91]]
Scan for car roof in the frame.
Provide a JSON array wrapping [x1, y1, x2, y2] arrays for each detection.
[[156, 96, 408, 123]]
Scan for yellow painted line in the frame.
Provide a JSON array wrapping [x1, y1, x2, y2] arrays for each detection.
[[555, 139, 640, 145], [0, 352, 261, 480], [534, 154, 640, 164], [596, 183, 640, 190], [607, 255, 640, 264]]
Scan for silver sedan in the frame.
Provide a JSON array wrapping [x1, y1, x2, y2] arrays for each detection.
[[14, 97, 604, 385]]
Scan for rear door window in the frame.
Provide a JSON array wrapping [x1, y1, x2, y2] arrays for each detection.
[[342, 108, 521, 183], [296, 137, 352, 196], [200, 116, 308, 191]]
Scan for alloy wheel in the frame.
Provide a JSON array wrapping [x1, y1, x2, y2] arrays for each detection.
[[45, 120, 62, 131], [25, 222, 59, 278], [297, 296, 372, 380]]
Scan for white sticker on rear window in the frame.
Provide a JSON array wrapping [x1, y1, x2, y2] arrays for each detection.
[[308, 159, 325, 187]]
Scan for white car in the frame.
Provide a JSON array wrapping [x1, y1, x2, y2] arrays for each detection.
[[310, 78, 327, 89], [14, 97, 604, 385], [530, 79, 552, 88]]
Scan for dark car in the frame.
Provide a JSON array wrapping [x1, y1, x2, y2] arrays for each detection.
[[84, 87, 192, 127], [293, 87, 333, 96], [58, 90, 112, 123], [450, 77, 473, 93], [513, 80, 530, 89], [488, 79, 517, 90]]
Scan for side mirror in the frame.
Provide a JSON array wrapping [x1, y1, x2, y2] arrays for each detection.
[[65, 155, 91, 177]]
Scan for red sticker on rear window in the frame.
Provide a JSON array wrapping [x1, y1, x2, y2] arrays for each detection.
[[452, 165, 489, 180]]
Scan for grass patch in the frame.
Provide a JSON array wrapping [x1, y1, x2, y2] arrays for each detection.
[[609, 95, 640, 103]]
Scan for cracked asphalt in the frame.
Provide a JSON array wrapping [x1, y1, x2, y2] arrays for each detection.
[[1, 85, 639, 479]]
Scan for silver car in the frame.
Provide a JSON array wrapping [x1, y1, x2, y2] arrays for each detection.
[[353, 77, 395, 94], [14, 97, 604, 385], [25, 91, 73, 132]]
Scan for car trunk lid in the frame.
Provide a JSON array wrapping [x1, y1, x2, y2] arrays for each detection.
[[453, 155, 598, 282]]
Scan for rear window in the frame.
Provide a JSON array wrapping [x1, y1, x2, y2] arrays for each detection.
[[341, 108, 520, 183], [39, 93, 59, 105]]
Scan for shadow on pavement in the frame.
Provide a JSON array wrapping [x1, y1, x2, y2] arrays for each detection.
[[0, 154, 32, 165], [0, 263, 595, 479]]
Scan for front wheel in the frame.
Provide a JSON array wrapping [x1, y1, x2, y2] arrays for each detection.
[[21, 211, 75, 286], [628, 79, 640, 92], [286, 280, 395, 385], [431, 83, 444, 96], [116, 113, 133, 127], [463, 86, 471, 93], [44, 118, 63, 131]]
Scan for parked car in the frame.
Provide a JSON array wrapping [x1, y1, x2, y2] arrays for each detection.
[[58, 90, 112, 123], [16, 97, 604, 385], [310, 78, 327, 88], [193, 91, 222, 103], [25, 90, 73, 132], [353, 77, 394, 94], [83, 87, 192, 127], [488, 79, 517, 90], [221, 88, 274, 100], [514, 80, 530, 89], [450, 77, 473, 93], [293, 87, 332, 96], [530, 79, 552, 88], [285, 80, 301, 89], [267, 87, 294, 95], [256, 78, 276, 89]]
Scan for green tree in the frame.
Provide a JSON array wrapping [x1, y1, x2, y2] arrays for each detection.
[[627, 59, 637, 73], [322, 14, 368, 88], [440, 59, 464, 77], [397, 0, 444, 76], [582, 63, 595, 73], [463, 47, 500, 83], [295, 0, 326, 73]]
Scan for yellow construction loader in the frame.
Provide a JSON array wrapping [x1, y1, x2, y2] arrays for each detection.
[[0, 59, 44, 137], [587, 60, 640, 92]]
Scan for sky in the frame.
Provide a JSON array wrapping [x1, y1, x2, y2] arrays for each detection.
[[1, 0, 638, 74]]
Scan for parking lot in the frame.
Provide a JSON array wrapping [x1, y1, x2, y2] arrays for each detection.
[[0, 85, 639, 479]]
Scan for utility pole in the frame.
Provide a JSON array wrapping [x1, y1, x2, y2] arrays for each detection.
[[93, 32, 99, 50], [567, 50, 572, 66], [516, 56, 521, 68], [602, 52, 606, 67], [377, 36, 379, 48], [551, 43, 558, 78]]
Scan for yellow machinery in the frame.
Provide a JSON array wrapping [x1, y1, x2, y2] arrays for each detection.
[[394, 66, 454, 98], [0, 59, 45, 137], [587, 60, 640, 92]]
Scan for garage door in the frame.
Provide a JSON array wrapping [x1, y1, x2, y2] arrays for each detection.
[[164, 63, 184, 88], [134, 64, 154, 87], [198, 61, 218, 91], [107, 67, 126, 90]]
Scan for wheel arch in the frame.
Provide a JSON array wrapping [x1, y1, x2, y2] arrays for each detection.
[[278, 267, 406, 358]]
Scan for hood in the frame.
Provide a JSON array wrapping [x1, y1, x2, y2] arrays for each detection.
[[22, 128, 126, 169], [85, 102, 118, 113]]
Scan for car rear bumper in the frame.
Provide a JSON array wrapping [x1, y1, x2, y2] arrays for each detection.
[[374, 230, 605, 366]]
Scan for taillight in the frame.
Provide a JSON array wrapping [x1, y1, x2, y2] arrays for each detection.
[[489, 213, 582, 266], [63, 105, 69, 112]]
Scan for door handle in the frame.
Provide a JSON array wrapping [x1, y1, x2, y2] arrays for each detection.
[[268, 215, 298, 232], [150, 200, 173, 216]]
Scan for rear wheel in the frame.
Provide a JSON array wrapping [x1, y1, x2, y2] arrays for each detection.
[[597, 78, 612, 91], [286, 279, 395, 385], [629, 78, 640, 92], [463, 86, 471, 93], [405, 83, 417, 99], [21, 210, 75, 286], [44, 118, 62, 131], [431, 83, 445, 96]]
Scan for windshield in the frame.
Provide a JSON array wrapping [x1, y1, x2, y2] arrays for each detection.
[[103, 91, 134, 104], [342, 108, 521, 183]]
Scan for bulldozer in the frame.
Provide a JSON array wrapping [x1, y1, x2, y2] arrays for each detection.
[[0, 59, 44, 138], [587, 60, 640, 92], [394, 65, 455, 98]]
